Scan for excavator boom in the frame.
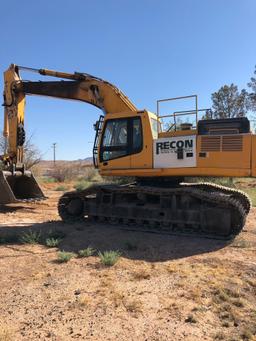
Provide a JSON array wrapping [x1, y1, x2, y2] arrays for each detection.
[[1, 64, 137, 204]]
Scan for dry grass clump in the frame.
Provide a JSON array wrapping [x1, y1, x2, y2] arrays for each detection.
[[75, 294, 92, 308], [132, 268, 151, 280], [0, 325, 14, 341], [123, 297, 143, 314], [213, 287, 244, 306], [98, 250, 121, 266], [231, 238, 251, 249], [162, 299, 181, 318], [55, 185, 69, 191], [57, 251, 76, 263], [20, 230, 41, 244], [111, 290, 125, 308], [74, 180, 91, 191], [45, 237, 62, 247], [78, 247, 96, 258], [165, 263, 180, 274]]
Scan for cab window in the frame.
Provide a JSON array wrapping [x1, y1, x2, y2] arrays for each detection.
[[100, 117, 142, 162]]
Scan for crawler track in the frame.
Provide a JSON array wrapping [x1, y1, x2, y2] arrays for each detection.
[[58, 182, 250, 239]]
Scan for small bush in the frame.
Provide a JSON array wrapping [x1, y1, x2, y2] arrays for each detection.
[[123, 298, 142, 313], [55, 185, 68, 191], [83, 167, 98, 181], [98, 250, 121, 266], [74, 180, 90, 191], [47, 166, 71, 182], [45, 238, 62, 247], [57, 251, 76, 263], [40, 176, 56, 183], [78, 247, 95, 257], [20, 230, 41, 244], [47, 164, 97, 183]]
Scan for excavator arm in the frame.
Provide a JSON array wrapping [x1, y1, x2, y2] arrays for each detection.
[[0, 64, 137, 204], [2, 64, 137, 169]]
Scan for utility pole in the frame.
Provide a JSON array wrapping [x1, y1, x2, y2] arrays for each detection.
[[52, 143, 57, 166]]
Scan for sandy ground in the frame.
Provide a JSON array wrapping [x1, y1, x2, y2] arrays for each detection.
[[0, 184, 256, 341]]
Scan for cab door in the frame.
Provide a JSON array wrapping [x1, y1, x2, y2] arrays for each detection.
[[99, 116, 145, 170], [99, 117, 131, 169]]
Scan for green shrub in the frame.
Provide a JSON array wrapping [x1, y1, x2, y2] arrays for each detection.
[[98, 250, 121, 266], [57, 251, 76, 263], [55, 185, 68, 191], [40, 176, 56, 183], [74, 180, 90, 191], [45, 238, 62, 247], [20, 230, 41, 244], [78, 247, 95, 257]]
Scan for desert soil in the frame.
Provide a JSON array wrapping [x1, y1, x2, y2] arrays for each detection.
[[0, 184, 256, 341]]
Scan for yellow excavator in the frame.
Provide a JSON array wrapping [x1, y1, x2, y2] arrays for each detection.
[[1, 64, 255, 238]]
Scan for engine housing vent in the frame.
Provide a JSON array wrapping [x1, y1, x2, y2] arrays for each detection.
[[201, 135, 243, 152], [222, 135, 243, 151], [201, 136, 221, 152]]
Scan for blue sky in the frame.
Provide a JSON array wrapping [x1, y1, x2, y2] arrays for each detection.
[[0, 0, 256, 160]]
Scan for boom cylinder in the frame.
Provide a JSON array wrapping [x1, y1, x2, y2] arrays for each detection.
[[17, 65, 86, 81]]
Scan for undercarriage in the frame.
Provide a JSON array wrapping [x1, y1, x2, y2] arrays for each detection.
[[58, 181, 251, 239]]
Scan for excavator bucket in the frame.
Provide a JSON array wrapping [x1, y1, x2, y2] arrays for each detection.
[[0, 170, 45, 204]]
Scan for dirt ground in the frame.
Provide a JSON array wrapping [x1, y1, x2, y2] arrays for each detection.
[[0, 184, 256, 341]]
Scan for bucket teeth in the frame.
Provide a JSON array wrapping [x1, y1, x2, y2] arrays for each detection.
[[0, 171, 45, 204]]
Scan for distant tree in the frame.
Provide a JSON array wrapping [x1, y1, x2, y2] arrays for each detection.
[[210, 84, 248, 119], [202, 109, 213, 120], [0, 134, 42, 169], [248, 65, 256, 112]]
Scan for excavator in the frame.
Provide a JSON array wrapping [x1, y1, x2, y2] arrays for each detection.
[[0, 63, 254, 239]]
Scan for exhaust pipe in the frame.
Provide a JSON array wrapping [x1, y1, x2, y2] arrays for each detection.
[[0, 170, 45, 204]]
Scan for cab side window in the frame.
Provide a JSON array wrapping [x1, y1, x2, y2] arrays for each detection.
[[100, 117, 143, 162], [101, 119, 128, 161], [132, 118, 142, 152]]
